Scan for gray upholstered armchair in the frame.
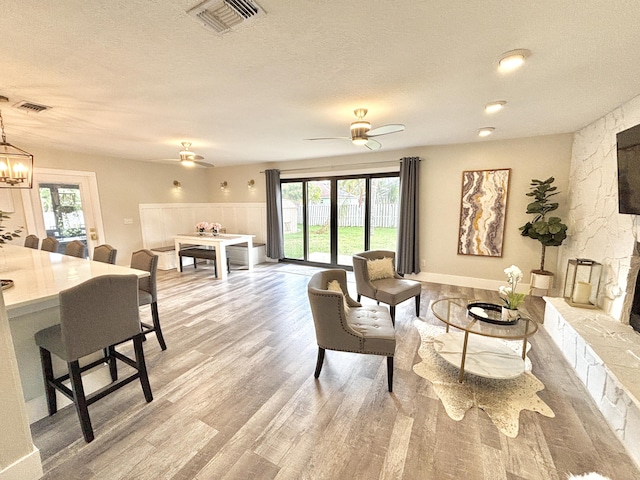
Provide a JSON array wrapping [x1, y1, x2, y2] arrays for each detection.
[[307, 269, 396, 392], [352, 250, 421, 324]]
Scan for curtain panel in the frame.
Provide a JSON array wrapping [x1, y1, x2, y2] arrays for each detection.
[[265, 169, 285, 259], [396, 157, 420, 274]]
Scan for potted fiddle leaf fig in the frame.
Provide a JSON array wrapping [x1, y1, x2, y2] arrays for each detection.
[[519, 177, 568, 290]]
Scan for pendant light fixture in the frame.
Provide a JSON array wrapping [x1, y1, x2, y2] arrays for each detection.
[[0, 96, 33, 188]]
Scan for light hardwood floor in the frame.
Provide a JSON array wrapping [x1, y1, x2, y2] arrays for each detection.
[[31, 262, 640, 479]]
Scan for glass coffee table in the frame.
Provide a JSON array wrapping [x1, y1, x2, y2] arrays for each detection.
[[430, 298, 538, 383]]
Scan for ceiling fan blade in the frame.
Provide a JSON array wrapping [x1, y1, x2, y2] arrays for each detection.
[[366, 124, 405, 137], [304, 137, 351, 141], [364, 138, 382, 151], [194, 161, 214, 168]]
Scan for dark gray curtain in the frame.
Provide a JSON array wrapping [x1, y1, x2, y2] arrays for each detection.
[[265, 169, 284, 259], [396, 157, 420, 274]]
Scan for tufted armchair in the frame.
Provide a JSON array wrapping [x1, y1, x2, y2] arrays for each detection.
[[307, 269, 396, 392], [352, 250, 421, 325]]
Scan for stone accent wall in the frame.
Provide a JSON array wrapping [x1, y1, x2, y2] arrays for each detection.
[[558, 94, 640, 322]]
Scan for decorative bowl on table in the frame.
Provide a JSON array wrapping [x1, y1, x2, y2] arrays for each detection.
[[466, 301, 520, 325]]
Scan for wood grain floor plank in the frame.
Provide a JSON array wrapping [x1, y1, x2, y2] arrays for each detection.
[[29, 263, 640, 479]]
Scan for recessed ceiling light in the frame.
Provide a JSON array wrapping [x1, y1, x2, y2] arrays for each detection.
[[477, 127, 495, 138], [485, 101, 506, 114], [498, 49, 531, 72]]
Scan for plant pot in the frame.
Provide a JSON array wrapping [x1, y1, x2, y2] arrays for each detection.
[[501, 307, 520, 322], [530, 270, 554, 290]]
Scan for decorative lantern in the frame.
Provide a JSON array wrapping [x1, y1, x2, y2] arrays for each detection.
[[563, 259, 602, 308]]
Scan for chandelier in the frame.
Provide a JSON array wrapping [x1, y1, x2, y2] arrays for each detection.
[[0, 96, 33, 188]]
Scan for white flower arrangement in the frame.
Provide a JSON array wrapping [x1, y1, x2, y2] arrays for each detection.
[[499, 265, 527, 309], [210, 222, 222, 232]]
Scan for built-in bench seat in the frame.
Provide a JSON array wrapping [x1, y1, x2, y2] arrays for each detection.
[[225, 242, 266, 266], [151, 246, 183, 271], [178, 247, 230, 277], [151, 241, 266, 271]]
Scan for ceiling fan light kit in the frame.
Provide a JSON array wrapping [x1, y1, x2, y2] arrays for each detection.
[[307, 107, 404, 150]]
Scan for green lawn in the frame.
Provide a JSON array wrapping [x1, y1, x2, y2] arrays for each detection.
[[284, 226, 397, 260]]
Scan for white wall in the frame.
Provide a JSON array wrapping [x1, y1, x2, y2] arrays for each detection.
[[558, 94, 640, 321], [139, 203, 267, 248], [8, 144, 214, 265], [210, 134, 574, 288], [8, 134, 573, 288]]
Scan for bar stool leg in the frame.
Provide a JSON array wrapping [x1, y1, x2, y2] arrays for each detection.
[[133, 335, 153, 402], [39, 347, 57, 415], [68, 360, 94, 443], [151, 302, 167, 351]]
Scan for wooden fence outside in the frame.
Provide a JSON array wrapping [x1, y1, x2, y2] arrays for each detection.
[[301, 203, 399, 228]]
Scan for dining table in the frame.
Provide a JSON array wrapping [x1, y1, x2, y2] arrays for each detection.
[[173, 233, 255, 280], [1, 244, 149, 423]]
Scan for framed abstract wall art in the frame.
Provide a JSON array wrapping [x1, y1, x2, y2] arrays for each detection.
[[458, 168, 510, 257]]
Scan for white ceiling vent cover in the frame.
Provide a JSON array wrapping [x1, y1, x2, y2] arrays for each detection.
[[187, 0, 266, 35], [13, 101, 51, 113]]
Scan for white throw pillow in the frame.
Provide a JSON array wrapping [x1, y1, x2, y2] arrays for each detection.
[[327, 280, 350, 312], [367, 257, 395, 281]]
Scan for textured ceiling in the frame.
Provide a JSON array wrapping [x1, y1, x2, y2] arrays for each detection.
[[2, 0, 640, 167]]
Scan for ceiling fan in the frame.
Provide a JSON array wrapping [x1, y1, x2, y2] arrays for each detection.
[[177, 142, 214, 167], [305, 108, 405, 150]]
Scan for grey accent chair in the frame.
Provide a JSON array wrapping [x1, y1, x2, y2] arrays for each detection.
[[93, 244, 118, 264], [65, 240, 86, 258], [24, 234, 39, 249], [352, 250, 421, 325], [34, 274, 153, 443], [307, 269, 396, 392], [131, 249, 166, 351], [41, 236, 59, 253]]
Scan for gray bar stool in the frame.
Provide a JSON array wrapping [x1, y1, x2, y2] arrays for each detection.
[[24, 234, 39, 249], [131, 249, 167, 351], [93, 244, 117, 264], [41, 236, 59, 253], [34, 274, 153, 443], [65, 240, 86, 258]]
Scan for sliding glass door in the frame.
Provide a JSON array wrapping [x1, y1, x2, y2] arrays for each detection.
[[282, 173, 399, 267]]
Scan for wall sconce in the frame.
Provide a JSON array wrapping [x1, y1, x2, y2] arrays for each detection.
[[173, 180, 181, 188], [0, 96, 34, 189], [220, 181, 228, 190], [247, 179, 255, 188]]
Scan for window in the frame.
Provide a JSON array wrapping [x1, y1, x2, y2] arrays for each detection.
[[282, 173, 399, 267]]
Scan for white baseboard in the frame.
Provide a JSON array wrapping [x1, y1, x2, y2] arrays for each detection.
[[407, 271, 531, 294], [0, 447, 42, 480]]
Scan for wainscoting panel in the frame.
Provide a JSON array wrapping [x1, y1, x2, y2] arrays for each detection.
[[139, 203, 267, 249]]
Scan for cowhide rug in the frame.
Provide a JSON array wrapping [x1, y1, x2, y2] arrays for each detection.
[[412, 320, 554, 438]]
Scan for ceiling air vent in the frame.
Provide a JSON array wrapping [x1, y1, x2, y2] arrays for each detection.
[[14, 101, 51, 113], [187, 0, 266, 35]]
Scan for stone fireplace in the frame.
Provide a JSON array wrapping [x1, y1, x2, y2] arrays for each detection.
[[557, 93, 640, 331], [625, 243, 640, 332]]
